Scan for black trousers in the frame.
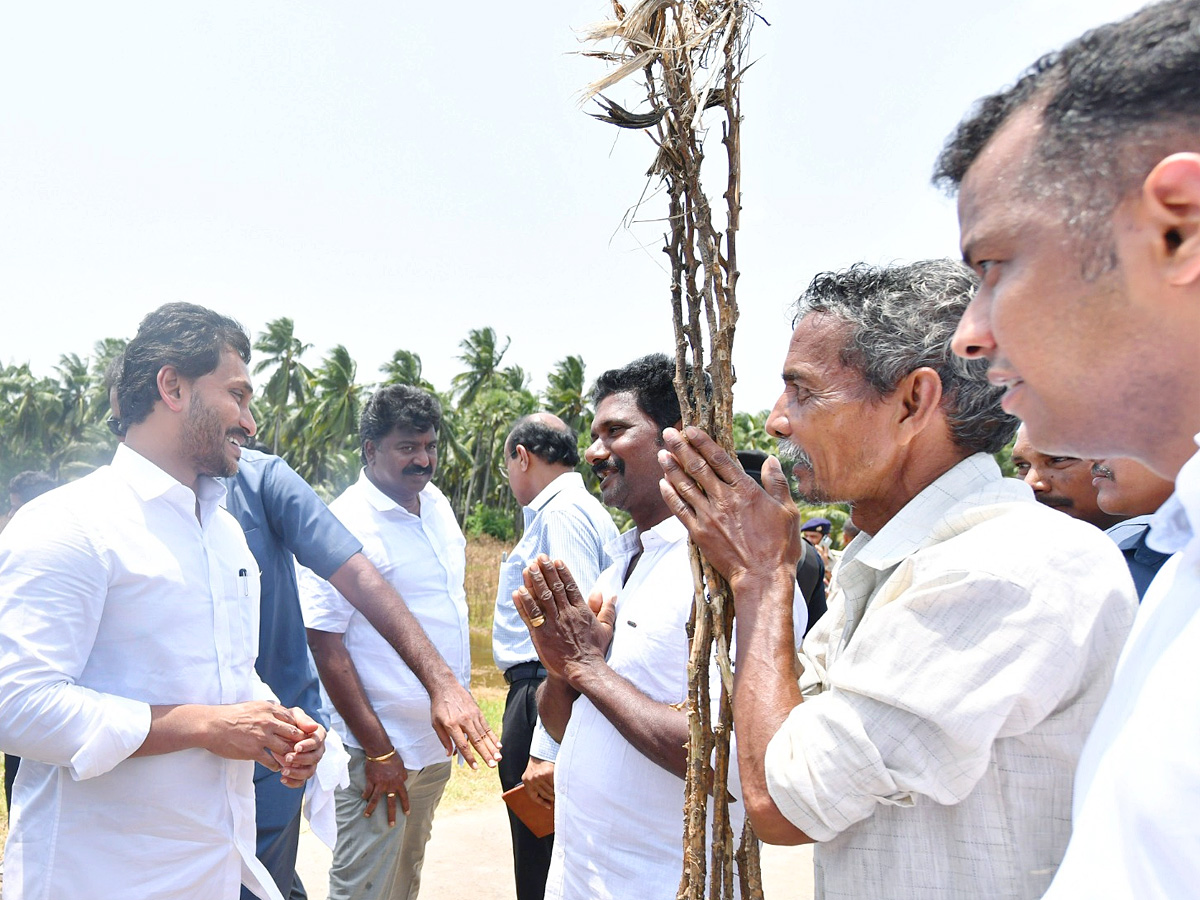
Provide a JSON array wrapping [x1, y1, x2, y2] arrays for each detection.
[[499, 672, 555, 900]]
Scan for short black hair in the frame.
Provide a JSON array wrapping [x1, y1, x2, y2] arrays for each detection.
[[506, 415, 580, 467], [119, 303, 251, 427], [592, 353, 688, 433], [9, 471, 58, 504], [934, 0, 1200, 271], [359, 384, 442, 463]]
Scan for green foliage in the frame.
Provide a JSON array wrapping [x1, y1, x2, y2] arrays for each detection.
[[463, 502, 517, 542]]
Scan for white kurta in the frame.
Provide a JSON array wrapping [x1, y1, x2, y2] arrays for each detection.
[[0, 443, 281, 900]]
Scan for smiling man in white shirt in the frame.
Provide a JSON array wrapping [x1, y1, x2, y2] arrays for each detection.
[[300, 384, 472, 900], [510, 354, 806, 899], [0, 302, 325, 900]]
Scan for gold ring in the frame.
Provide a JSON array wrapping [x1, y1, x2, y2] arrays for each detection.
[[530, 614, 546, 628]]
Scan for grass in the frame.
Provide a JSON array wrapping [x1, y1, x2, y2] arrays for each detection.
[[441, 535, 513, 814]]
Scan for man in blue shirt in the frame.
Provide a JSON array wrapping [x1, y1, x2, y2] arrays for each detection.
[[493, 413, 618, 900]]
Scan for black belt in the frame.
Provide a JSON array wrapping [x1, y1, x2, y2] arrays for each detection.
[[504, 662, 548, 684]]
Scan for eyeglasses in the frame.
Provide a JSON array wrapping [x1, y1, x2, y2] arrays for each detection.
[[495, 449, 518, 480]]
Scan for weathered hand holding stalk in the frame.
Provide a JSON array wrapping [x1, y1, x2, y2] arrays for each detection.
[[579, 2, 762, 897]]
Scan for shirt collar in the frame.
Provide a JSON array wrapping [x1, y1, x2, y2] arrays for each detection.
[[356, 467, 429, 516], [605, 515, 688, 564], [850, 453, 1006, 572], [527, 471, 585, 513], [109, 442, 227, 516], [1146, 432, 1200, 554]]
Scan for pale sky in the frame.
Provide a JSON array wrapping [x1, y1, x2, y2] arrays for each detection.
[[1, 0, 1149, 414]]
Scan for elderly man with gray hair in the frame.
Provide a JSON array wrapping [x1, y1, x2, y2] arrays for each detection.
[[658, 260, 1137, 899]]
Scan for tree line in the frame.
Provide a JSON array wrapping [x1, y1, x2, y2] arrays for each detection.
[[1, 319, 782, 538]]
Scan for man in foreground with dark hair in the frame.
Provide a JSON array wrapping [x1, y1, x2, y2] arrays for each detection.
[[299, 384, 472, 900], [513, 354, 806, 899], [0, 302, 324, 900], [935, 2, 1200, 893], [658, 261, 1135, 898], [492, 412, 618, 900]]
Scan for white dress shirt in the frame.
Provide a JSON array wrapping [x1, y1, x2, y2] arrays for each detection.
[[0, 443, 281, 900], [298, 470, 470, 770], [1044, 433, 1200, 899], [545, 516, 807, 900], [492, 471, 618, 673], [766, 454, 1137, 900]]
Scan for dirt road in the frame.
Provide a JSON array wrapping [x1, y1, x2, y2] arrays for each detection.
[[295, 801, 814, 899]]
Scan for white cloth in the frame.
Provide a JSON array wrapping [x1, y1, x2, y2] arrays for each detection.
[[766, 454, 1136, 900], [303, 727, 352, 850], [494, 470, 618, 764], [298, 470, 470, 769], [545, 516, 806, 900], [0, 443, 282, 900], [1044, 433, 1200, 899]]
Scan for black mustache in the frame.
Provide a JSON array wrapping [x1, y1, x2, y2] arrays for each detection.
[[402, 464, 433, 477], [592, 460, 623, 479]]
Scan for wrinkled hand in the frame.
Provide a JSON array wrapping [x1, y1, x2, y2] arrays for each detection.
[[429, 681, 502, 770], [364, 751, 409, 827], [513, 555, 616, 686], [204, 700, 314, 773], [522, 756, 555, 809], [658, 427, 804, 591], [277, 708, 325, 788]]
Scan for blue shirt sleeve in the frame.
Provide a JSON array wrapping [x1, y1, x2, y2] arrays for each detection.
[[259, 457, 362, 580]]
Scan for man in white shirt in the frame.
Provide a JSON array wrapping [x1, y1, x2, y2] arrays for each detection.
[[0, 302, 325, 900], [658, 261, 1136, 899], [935, 3, 1200, 894], [511, 354, 805, 899], [299, 384, 472, 900], [492, 412, 618, 900]]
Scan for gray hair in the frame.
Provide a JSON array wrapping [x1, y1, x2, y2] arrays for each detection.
[[792, 260, 1018, 455]]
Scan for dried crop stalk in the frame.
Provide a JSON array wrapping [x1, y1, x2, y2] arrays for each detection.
[[580, 2, 762, 897]]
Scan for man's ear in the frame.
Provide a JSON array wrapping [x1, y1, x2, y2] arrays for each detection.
[[515, 444, 531, 470], [1142, 153, 1200, 286], [893, 367, 944, 445], [363, 439, 376, 466], [156, 365, 185, 413]]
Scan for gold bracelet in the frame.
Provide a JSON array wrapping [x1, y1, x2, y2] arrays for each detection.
[[367, 748, 397, 763]]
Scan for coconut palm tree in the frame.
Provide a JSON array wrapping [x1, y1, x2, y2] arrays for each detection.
[[253, 318, 313, 454]]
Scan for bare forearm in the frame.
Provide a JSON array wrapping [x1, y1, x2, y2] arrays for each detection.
[[133, 704, 215, 756], [329, 553, 459, 695], [569, 662, 689, 779], [731, 569, 812, 844], [536, 675, 579, 743], [307, 628, 392, 757]]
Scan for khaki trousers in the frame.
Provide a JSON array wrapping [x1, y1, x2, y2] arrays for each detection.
[[327, 747, 452, 900]]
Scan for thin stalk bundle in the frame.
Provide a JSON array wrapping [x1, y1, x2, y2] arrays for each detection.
[[579, 2, 762, 897]]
